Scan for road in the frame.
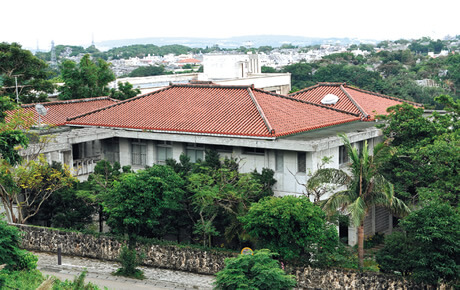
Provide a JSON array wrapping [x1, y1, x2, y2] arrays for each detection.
[[34, 251, 215, 290]]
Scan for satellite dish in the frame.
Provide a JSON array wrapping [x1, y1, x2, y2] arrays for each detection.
[[321, 94, 339, 105], [35, 104, 48, 116]]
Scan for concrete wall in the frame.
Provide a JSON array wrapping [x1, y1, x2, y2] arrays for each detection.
[[15, 224, 425, 289]]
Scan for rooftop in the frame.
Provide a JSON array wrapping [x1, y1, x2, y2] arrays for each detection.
[[66, 83, 360, 138], [18, 97, 119, 126], [289, 82, 422, 120]]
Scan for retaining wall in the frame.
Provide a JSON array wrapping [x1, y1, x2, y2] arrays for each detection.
[[15, 224, 426, 289]]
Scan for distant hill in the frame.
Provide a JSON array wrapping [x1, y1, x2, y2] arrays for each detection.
[[96, 35, 379, 50]]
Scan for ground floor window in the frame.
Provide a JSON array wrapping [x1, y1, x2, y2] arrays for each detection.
[[132, 141, 147, 166], [186, 143, 205, 163], [297, 152, 306, 173], [275, 151, 284, 172], [157, 141, 172, 164], [339, 145, 349, 166]]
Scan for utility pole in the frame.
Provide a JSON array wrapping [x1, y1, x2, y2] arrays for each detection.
[[15, 76, 19, 103]]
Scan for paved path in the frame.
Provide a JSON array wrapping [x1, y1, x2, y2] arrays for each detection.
[[34, 251, 215, 290]]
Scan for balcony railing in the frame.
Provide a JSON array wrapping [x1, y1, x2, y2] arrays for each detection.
[[73, 156, 101, 176]]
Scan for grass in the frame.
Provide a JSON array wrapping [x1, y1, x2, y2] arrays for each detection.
[[0, 269, 101, 290]]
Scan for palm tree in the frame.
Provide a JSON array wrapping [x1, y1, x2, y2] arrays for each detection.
[[314, 134, 410, 269]]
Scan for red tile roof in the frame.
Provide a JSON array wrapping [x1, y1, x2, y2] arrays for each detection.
[[289, 82, 422, 120], [18, 97, 118, 126], [67, 84, 360, 138], [177, 58, 201, 64]]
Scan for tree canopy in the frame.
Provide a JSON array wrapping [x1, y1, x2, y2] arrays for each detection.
[[58, 54, 115, 100], [0, 42, 55, 103], [378, 96, 459, 208], [103, 165, 185, 247]]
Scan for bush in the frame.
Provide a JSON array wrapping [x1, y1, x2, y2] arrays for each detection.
[[363, 232, 385, 249], [0, 217, 24, 270], [376, 202, 460, 286], [376, 231, 412, 276], [16, 250, 38, 271], [240, 196, 340, 266], [113, 245, 145, 279], [214, 249, 296, 290]]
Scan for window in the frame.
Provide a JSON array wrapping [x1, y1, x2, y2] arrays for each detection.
[[132, 141, 147, 166], [104, 138, 119, 163], [157, 141, 173, 164], [339, 145, 349, 166], [356, 141, 364, 156], [242, 147, 265, 155], [213, 145, 233, 153], [186, 143, 205, 163], [275, 151, 284, 172], [297, 152, 306, 173]]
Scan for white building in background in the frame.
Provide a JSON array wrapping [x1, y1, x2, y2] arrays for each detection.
[[110, 53, 292, 95]]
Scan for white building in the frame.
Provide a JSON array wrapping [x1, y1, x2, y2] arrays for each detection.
[[13, 82, 422, 245], [110, 53, 291, 95]]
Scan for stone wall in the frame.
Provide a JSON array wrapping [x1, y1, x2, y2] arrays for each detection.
[[15, 224, 427, 289], [15, 224, 234, 275], [293, 267, 424, 290]]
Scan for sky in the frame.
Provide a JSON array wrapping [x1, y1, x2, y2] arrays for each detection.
[[2, 0, 459, 50]]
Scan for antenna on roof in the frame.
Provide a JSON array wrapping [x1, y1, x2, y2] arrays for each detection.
[[35, 104, 48, 128]]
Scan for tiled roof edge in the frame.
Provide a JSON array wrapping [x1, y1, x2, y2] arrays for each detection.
[[339, 84, 369, 119], [65, 124, 277, 140], [247, 88, 275, 135], [274, 118, 361, 138], [21, 97, 118, 108]]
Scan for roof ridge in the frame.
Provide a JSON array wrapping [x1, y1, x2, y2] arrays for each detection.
[[247, 88, 275, 135], [339, 85, 369, 119], [260, 88, 360, 117], [171, 83, 253, 90], [288, 83, 321, 97], [21, 96, 117, 108], [343, 84, 423, 107]]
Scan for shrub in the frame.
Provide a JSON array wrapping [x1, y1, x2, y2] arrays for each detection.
[[376, 202, 460, 286], [113, 245, 145, 279], [0, 217, 38, 271], [214, 249, 296, 290], [240, 196, 339, 266], [16, 250, 38, 271]]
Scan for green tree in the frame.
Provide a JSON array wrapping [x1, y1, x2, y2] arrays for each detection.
[[319, 134, 410, 268], [241, 196, 339, 266], [58, 54, 115, 100], [0, 217, 38, 271], [282, 62, 315, 92], [109, 82, 141, 101], [0, 42, 55, 103], [261, 66, 277, 73], [214, 249, 296, 290], [83, 160, 126, 232], [378, 96, 459, 208], [0, 155, 77, 224], [27, 182, 96, 230], [103, 165, 185, 247], [128, 65, 166, 77], [188, 158, 264, 247], [376, 202, 460, 286]]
